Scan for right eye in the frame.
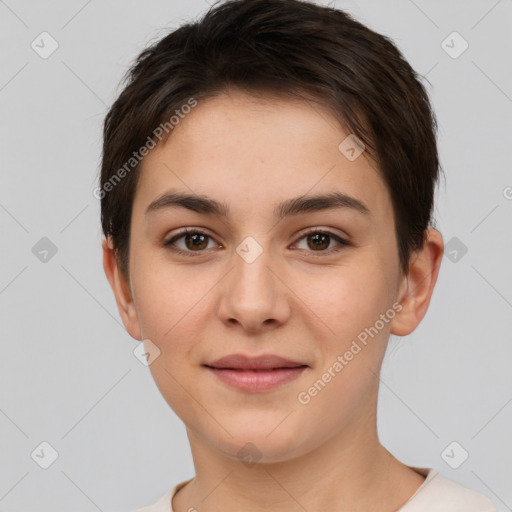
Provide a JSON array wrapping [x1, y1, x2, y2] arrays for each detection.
[[164, 229, 221, 256]]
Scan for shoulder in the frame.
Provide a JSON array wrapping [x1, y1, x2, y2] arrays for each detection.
[[128, 488, 174, 512], [400, 468, 497, 512], [128, 478, 193, 512]]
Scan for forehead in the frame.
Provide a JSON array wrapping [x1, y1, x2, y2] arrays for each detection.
[[135, 90, 393, 223]]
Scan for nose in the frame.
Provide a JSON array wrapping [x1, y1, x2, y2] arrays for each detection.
[[216, 239, 291, 334]]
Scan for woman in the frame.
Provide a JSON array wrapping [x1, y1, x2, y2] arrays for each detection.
[[99, 1, 497, 510]]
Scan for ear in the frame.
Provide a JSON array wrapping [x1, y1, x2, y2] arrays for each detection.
[[102, 237, 142, 340], [390, 228, 444, 336]]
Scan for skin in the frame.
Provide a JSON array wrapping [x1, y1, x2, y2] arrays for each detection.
[[103, 89, 444, 512]]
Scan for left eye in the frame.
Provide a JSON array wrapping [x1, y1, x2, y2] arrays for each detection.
[[294, 230, 349, 253]]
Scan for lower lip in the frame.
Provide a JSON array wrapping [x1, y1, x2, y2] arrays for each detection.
[[205, 366, 308, 392]]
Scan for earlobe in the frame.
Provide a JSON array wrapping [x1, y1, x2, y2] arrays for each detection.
[[390, 228, 444, 337], [102, 237, 142, 340]]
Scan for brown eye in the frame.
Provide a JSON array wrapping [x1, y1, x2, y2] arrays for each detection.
[[183, 232, 208, 250], [164, 229, 217, 254], [306, 232, 330, 250], [294, 230, 349, 255]]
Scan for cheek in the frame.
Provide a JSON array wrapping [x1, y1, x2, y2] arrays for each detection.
[[317, 262, 392, 343], [131, 261, 209, 417], [296, 269, 392, 423], [131, 249, 210, 340]]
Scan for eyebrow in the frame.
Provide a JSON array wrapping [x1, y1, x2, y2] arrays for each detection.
[[145, 190, 370, 219]]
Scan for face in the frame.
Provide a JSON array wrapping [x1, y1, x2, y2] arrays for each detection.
[[108, 90, 425, 463]]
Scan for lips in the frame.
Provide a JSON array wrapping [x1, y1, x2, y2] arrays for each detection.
[[204, 353, 308, 371], [203, 353, 309, 392]]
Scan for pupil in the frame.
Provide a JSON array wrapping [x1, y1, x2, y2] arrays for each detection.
[[187, 233, 207, 250], [309, 233, 328, 250]]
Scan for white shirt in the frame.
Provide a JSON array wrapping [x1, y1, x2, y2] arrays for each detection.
[[131, 467, 497, 512]]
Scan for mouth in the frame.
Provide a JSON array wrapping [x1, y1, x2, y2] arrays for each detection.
[[203, 353, 309, 392]]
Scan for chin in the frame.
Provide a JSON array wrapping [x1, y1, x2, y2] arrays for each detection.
[[207, 417, 312, 464]]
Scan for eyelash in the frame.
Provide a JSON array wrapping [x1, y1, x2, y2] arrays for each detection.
[[163, 228, 351, 258]]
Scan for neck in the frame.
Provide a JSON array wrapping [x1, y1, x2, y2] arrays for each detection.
[[172, 405, 425, 512]]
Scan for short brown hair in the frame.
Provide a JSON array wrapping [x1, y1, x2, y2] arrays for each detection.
[[99, 0, 441, 279]]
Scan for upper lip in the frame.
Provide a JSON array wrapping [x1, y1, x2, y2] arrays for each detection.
[[204, 353, 308, 370]]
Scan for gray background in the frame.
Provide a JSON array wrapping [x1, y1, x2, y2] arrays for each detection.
[[1, 0, 511, 510]]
